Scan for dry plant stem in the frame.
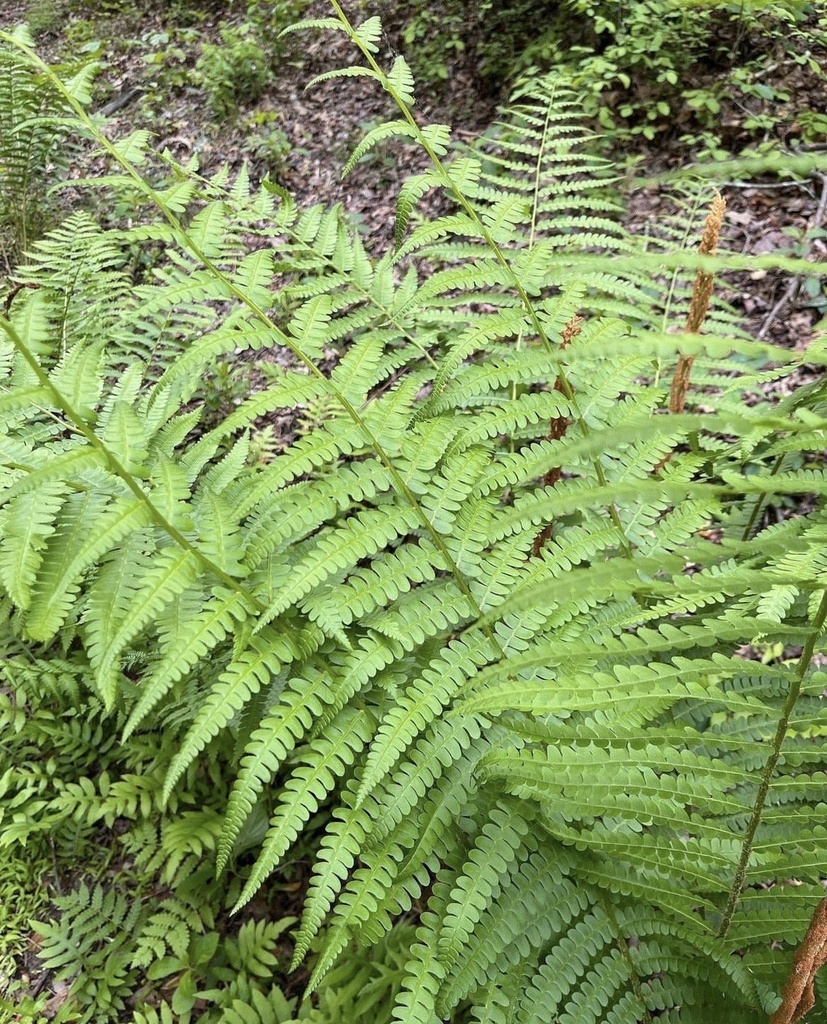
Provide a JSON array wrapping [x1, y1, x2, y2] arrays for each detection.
[[668, 191, 726, 415], [758, 277, 801, 342], [769, 896, 827, 1024], [3, 281, 38, 314], [758, 172, 827, 341], [717, 588, 827, 939]]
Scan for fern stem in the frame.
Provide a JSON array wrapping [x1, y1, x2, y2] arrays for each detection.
[[510, 91, 553, 407], [0, 314, 265, 611], [527, 98, 552, 255], [326, 1, 633, 560], [717, 587, 827, 938], [741, 452, 785, 542], [602, 897, 654, 1024]]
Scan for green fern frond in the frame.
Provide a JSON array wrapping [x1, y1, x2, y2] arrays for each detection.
[[438, 802, 530, 967], [223, 698, 372, 887], [122, 587, 248, 739], [163, 629, 309, 801], [356, 633, 496, 805], [0, 483, 64, 608]]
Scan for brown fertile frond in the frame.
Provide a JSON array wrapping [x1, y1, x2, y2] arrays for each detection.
[[769, 897, 827, 1024], [669, 190, 726, 415]]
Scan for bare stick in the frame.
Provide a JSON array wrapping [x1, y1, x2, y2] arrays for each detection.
[[757, 172, 827, 341]]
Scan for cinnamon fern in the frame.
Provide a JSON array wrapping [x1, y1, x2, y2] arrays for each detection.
[[2, 8, 827, 1022]]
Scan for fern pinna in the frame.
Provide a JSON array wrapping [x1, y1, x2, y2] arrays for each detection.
[[2, 9, 827, 1022]]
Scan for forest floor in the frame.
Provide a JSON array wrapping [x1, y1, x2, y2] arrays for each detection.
[[2, 0, 827, 352]]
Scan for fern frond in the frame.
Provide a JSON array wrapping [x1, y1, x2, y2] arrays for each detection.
[[440, 846, 582, 1010], [438, 802, 529, 968], [25, 494, 151, 643], [224, 697, 372, 887], [0, 483, 64, 608], [90, 547, 201, 708], [356, 632, 496, 805], [291, 784, 373, 969], [163, 629, 310, 801], [123, 587, 248, 739], [4, 20, 826, 1022], [256, 503, 421, 628]]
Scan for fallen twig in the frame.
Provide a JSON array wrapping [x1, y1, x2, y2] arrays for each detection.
[[757, 172, 827, 341]]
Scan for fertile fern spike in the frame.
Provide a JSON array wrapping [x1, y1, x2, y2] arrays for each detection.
[[2, 14, 826, 1022]]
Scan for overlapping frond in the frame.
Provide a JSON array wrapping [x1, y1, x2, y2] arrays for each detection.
[[2, 13, 826, 1023]]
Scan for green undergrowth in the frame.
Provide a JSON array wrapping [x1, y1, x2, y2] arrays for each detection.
[[0, 27, 92, 271], [18, 0, 307, 169], [2, 5, 827, 1023], [389, 0, 827, 158]]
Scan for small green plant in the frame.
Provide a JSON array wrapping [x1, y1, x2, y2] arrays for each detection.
[[246, 0, 307, 46], [398, 4, 467, 83], [677, 128, 732, 164], [519, 0, 814, 142], [799, 109, 827, 145], [35, 885, 143, 1022], [312, 923, 417, 1024], [0, 646, 320, 1023], [0, 848, 53, 1007], [196, 0, 307, 123], [393, 0, 824, 154], [203, 360, 254, 424], [34, 886, 303, 1023], [142, 26, 200, 96], [197, 23, 271, 119], [25, 0, 72, 38], [68, 0, 133, 12], [60, 15, 104, 54], [243, 110, 292, 174]]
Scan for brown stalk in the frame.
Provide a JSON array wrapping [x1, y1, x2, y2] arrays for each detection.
[[668, 190, 726, 414], [532, 314, 582, 557], [3, 280, 39, 314], [769, 896, 827, 1024]]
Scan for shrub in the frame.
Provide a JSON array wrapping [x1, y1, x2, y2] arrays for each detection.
[[197, 23, 272, 119], [389, 0, 824, 148], [195, 0, 305, 119]]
